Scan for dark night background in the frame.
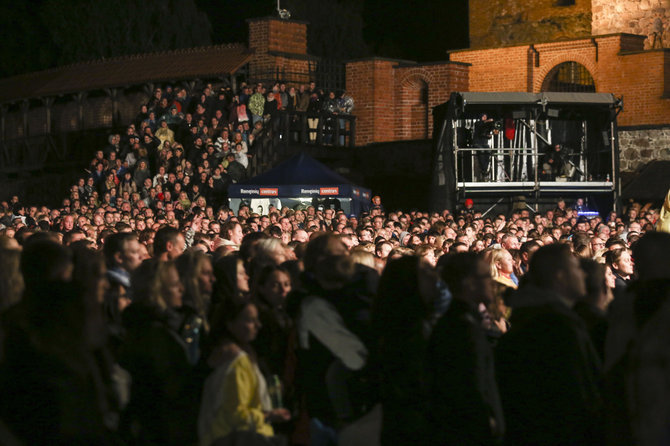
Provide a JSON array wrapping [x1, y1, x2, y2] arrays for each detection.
[[0, 0, 469, 78]]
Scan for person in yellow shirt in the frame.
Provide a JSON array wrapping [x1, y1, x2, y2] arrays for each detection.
[[198, 301, 290, 446]]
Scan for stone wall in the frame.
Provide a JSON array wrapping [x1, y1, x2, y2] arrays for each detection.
[[469, 0, 670, 51], [468, 0, 592, 48], [619, 126, 670, 171], [592, 0, 670, 49]]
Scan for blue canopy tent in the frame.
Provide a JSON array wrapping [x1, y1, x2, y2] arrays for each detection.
[[227, 152, 372, 215]]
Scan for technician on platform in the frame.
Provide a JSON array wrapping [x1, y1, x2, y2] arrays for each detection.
[[473, 114, 497, 180]]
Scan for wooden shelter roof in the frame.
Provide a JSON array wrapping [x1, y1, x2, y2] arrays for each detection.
[[0, 44, 253, 103]]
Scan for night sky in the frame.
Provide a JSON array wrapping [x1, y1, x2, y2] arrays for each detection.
[[198, 0, 470, 62], [0, 0, 470, 79]]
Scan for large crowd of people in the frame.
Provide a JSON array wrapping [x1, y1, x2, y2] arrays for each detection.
[[0, 82, 669, 446], [1, 182, 669, 445]]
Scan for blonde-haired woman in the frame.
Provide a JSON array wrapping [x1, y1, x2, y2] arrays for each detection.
[[120, 259, 199, 445], [486, 248, 518, 289]]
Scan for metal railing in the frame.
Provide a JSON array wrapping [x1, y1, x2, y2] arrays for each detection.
[[0, 129, 112, 174], [453, 117, 612, 187], [250, 58, 346, 93], [273, 110, 355, 147], [248, 110, 356, 177]]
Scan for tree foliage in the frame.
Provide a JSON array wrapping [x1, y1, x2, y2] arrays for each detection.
[[0, 0, 212, 78], [41, 0, 212, 63], [0, 0, 58, 77]]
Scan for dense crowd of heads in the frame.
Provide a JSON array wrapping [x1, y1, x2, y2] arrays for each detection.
[[0, 80, 668, 446], [7, 80, 354, 254], [1, 185, 669, 445]]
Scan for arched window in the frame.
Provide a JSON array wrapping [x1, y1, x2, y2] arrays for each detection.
[[398, 76, 430, 140], [542, 62, 596, 92]]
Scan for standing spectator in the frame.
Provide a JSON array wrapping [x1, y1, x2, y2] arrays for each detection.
[[296, 84, 310, 113], [496, 244, 604, 446], [248, 85, 266, 126], [307, 92, 321, 143], [487, 248, 518, 288], [321, 91, 339, 145], [252, 264, 293, 381], [223, 153, 246, 183], [606, 248, 634, 294], [234, 143, 249, 169], [573, 258, 610, 361], [119, 259, 198, 445], [264, 92, 280, 133], [428, 252, 504, 445], [620, 232, 670, 446], [176, 249, 215, 364], [154, 226, 185, 261], [104, 232, 143, 290], [373, 255, 435, 445], [337, 90, 354, 146]]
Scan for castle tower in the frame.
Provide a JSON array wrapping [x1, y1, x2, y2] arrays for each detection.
[[468, 0, 670, 49], [468, 0, 592, 48], [591, 0, 670, 49]]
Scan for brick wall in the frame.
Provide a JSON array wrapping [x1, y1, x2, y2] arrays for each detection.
[[346, 59, 469, 145], [248, 17, 309, 85], [449, 34, 670, 131], [450, 46, 529, 91], [346, 60, 374, 145], [469, 0, 592, 48], [346, 59, 396, 145], [273, 56, 311, 84], [267, 20, 307, 54], [248, 18, 307, 54]]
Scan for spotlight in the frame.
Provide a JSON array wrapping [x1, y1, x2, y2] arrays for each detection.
[[277, 0, 291, 19]]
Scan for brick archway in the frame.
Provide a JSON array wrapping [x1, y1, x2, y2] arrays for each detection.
[[540, 61, 596, 92], [397, 73, 431, 140], [535, 57, 598, 92]]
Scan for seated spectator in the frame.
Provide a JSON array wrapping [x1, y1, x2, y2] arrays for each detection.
[[223, 153, 246, 183]]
